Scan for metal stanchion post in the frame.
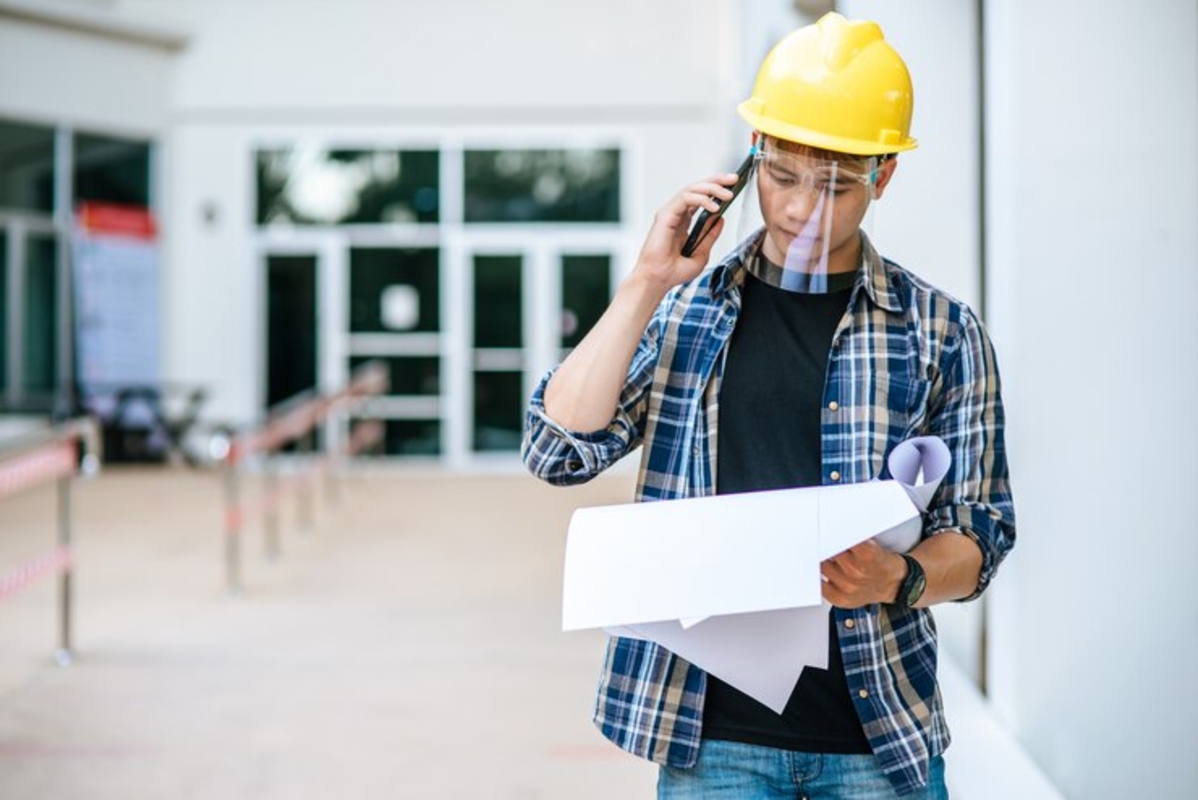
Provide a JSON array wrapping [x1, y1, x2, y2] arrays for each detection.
[[297, 421, 314, 531], [223, 447, 242, 593], [344, 416, 356, 493], [323, 411, 341, 509], [264, 451, 281, 560], [54, 470, 73, 667]]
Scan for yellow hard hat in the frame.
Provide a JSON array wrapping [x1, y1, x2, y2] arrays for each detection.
[[738, 13, 917, 156]]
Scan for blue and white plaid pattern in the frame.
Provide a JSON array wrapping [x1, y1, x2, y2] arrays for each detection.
[[522, 233, 1015, 796]]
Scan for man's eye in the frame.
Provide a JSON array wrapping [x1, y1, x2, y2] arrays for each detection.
[[769, 170, 796, 187]]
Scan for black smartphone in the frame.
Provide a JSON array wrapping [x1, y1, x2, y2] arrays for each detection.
[[680, 148, 757, 257]]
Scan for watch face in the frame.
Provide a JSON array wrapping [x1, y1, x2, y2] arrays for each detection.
[[899, 555, 927, 607], [905, 570, 927, 606]]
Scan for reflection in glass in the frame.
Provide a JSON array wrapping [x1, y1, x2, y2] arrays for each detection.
[[349, 248, 440, 333], [0, 231, 6, 392], [0, 119, 55, 213], [364, 418, 440, 456], [561, 254, 611, 348], [465, 149, 620, 223], [349, 356, 439, 396], [473, 371, 523, 452], [74, 133, 151, 208], [473, 255, 522, 348], [257, 148, 439, 225], [23, 236, 58, 393]]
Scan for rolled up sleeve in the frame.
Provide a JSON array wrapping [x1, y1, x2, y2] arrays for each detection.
[[522, 309, 665, 486], [924, 309, 1016, 600]]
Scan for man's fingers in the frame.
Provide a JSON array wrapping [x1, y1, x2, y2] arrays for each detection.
[[679, 189, 731, 214], [687, 218, 725, 260], [826, 555, 865, 582], [822, 583, 855, 609]]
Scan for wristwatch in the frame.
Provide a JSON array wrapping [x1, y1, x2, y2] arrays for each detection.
[[893, 554, 927, 609]]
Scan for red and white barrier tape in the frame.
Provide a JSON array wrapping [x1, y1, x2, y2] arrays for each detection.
[[223, 472, 314, 533], [0, 545, 72, 601], [224, 421, 384, 532], [228, 368, 387, 465], [233, 402, 328, 462], [0, 442, 77, 502]]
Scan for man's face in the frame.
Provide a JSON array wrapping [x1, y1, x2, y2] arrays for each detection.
[[754, 140, 896, 272]]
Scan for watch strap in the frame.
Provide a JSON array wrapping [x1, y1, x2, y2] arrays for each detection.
[[894, 553, 927, 609]]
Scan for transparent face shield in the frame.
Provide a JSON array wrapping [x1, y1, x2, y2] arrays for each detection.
[[735, 144, 880, 294]]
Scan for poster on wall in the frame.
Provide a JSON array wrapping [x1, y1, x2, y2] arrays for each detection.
[[72, 202, 164, 459], [73, 202, 160, 392]]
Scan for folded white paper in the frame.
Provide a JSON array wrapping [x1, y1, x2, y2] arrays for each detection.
[[561, 436, 951, 712], [562, 487, 824, 631], [606, 604, 833, 713]]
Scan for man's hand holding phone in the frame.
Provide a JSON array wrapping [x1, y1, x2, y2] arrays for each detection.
[[681, 149, 756, 257], [631, 166, 749, 295], [544, 152, 753, 432]]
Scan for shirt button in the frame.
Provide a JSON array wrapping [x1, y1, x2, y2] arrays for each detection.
[[858, 689, 869, 699], [830, 470, 841, 482], [828, 401, 839, 412], [844, 618, 855, 629]]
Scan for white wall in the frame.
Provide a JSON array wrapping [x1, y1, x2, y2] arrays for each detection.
[[984, 1, 1198, 798], [838, 0, 988, 690], [0, 14, 170, 135], [839, 0, 982, 309], [117, 0, 733, 423]]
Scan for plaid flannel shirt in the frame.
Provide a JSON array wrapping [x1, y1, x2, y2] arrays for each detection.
[[522, 233, 1016, 796]]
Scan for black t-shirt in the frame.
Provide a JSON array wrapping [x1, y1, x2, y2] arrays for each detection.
[[704, 267, 872, 754]]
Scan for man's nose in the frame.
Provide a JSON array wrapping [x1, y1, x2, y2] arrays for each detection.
[[782, 185, 825, 223]]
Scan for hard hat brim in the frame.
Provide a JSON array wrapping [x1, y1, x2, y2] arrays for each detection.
[[739, 101, 918, 157]]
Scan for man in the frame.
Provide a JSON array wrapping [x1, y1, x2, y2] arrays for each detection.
[[522, 12, 1015, 799]]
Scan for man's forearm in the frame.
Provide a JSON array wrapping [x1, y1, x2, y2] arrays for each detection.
[[543, 274, 668, 433]]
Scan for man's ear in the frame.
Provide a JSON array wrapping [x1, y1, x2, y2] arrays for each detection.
[[872, 158, 898, 200]]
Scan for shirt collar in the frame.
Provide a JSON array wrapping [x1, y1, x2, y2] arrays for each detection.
[[708, 232, 761, 299], [858, 232, 904, 313]]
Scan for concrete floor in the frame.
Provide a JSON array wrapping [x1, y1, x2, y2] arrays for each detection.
[[0, 465, 656, 799]]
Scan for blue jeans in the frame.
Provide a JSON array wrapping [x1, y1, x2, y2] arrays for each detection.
[[657, 740, 948, 799]]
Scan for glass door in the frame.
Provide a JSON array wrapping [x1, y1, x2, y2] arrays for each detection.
[[252, 136, 633, 466], [470, 251, 526, 454], [347, 244, 444, 457], [264, 252, 318, 409], [460, 239, 620, 463], [0, 220, 66, 412]]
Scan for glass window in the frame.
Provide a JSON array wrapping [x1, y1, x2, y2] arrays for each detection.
[[473, 371, 523, 452], [349, 247, 440, 333], [74, 133, 152, 208], [359, 418, 441, 456], [23, 235, 58, 394], [349, 355, 439, 396], [266, 255, 318, 408], [0, 119, 55, 213], [473, 255, 522, 348], [257, 148, 439, 225], [561, 254, 611, 349], [464, 148, 620, 223], [0, 230, 6, 392]]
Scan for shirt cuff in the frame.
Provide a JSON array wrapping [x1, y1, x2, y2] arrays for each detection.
[[927, 503, 1014, 601]]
